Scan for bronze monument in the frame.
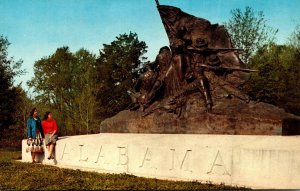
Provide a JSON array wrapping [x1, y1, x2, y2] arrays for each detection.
[[100, 1, 300, 135]]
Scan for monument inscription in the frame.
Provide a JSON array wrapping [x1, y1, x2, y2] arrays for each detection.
[[57, 142, 238, 178], [22, 134, 300, 188]]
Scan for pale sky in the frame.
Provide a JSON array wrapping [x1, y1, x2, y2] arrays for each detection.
[[1, 0, 299, 92]]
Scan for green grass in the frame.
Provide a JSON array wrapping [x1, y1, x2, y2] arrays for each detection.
[[0, 148, 248, 190]]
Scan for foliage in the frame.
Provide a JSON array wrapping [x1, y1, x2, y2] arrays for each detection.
[[95, 32, 148, 118], [224, 6, 278, 64], [73, 49, 99, 134], [243, 42, 300, 115], [27, 32, 148, 135], [242, 24, 300, 115], [27, 47, 98, 135], [289, 24, 300, 50], [0, 87, 33, 148], [0, 35, 24, 140], [0, 149, 246, 190]]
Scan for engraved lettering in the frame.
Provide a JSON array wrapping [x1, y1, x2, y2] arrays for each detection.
[[207, 150, 231, 176], [117, 146, 128, 165], [170, 149, 192, 172], [60, 143, 70, 160], [139, 147, 154, 168], [79, 144, 88, 162], [94, 145, 104, 163]]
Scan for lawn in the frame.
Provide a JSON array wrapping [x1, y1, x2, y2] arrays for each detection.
[[0, 148, 248, 190]]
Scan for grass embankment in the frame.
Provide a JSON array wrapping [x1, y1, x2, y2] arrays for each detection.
[[0, 148, 248, 190]]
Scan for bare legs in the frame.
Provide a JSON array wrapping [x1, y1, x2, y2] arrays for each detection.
[[31, 152, 36, 163], [47, 144, 55, 159]]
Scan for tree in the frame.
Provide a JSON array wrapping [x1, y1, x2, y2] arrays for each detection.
[[72, 49, 98, 134], [16, 88, 34, 139], [28, 32, 148, 134], [28, 47, 98, 135], [224, 6, 278, 64], [289, 24, 300, 50], [28, 47, 74, 133], [96, 32, 147, 118], [2, 87, 34, 147], [0, 35, 24, 141], [243, 42, 300, 115]]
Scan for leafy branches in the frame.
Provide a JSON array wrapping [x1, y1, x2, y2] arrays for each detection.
[[27, 47, 98, 135], [27, 31, 148, 135], [244, 42, 300, 115], [224, 6, 278, 64], [96, 32, 147, 118], [0, 35, 25, 140]]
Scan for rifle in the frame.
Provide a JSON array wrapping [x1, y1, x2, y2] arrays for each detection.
[[199, 64, 258, 73], [187, 46, 244, 54]]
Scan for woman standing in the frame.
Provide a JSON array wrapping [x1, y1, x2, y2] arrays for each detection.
[[27, 107, 44, 163], [42, 111, 58, 160]]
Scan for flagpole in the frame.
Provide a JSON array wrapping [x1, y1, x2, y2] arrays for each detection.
[[155, 0, 160, 6]]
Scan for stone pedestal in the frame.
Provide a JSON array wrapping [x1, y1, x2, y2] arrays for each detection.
[[100, 96, 300, 135], [22, 133, 300, 189]]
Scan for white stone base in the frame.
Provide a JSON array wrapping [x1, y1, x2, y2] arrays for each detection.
[[21, 134, 300, 189]]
